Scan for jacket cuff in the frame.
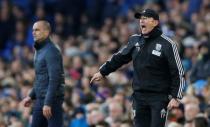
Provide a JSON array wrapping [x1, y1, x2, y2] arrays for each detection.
[[44, 99, 53, 107], [99, 69, 107, 77], [29, 91, 36, 100]]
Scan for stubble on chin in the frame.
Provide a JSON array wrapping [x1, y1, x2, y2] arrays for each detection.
[[34, 38, 40, 43]]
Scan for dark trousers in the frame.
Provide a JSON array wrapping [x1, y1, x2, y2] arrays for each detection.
[[31, 99, 63, 127], [132, 92, 169, 127]]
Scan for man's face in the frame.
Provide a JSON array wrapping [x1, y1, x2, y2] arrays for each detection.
[[139, 16, 158, 35], [32, 22, 48, 43]]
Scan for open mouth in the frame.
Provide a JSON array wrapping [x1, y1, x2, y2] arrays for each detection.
[[141, 25, 146, 30]]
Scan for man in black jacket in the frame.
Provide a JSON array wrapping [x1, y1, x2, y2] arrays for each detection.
[[21, 20, 65, 127], [90, 9, 186, 127]]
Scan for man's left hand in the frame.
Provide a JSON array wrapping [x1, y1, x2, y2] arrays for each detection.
[[167, 98, 180, 110], [43, 105, 52, 119]]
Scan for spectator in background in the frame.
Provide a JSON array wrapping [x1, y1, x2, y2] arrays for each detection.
[[96, 121, 109, 127], [192, 114, 209, 127], [69, 107, 88, 127], [190, 42, 210, 95], [0, 0, 15, 50], [169, 104, 185, 125], [105, 101, 125, 125], [0, 115, 6, 127], [184, 103, 200, 127], [190, 42, 210, 83], [85, 103, 105, 126]]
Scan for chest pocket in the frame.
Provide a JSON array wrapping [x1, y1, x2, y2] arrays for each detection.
[[35, 55, 47, 74]]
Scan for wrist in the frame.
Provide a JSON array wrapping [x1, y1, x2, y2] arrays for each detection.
[[172, 98, 181, 103], [99, 70, 106, 77]]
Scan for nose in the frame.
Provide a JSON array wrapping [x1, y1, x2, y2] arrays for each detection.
[[140, 19, 144, 24]]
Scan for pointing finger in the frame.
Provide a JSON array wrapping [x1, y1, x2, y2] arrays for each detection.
[[90, 77, 95, 84]]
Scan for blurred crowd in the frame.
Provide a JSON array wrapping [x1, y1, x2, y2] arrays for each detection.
[[0, 0, 210, 127]]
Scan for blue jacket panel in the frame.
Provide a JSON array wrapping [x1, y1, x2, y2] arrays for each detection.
[[69, 117, 89, 127]]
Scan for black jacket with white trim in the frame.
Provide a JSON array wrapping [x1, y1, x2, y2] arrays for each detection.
[[99, 27, 186, 99]]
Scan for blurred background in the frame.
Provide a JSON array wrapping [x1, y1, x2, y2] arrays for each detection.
[[0, 0, 210, 127]]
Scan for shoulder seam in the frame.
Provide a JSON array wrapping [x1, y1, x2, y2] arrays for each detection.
[[160, 34, 176, 45]]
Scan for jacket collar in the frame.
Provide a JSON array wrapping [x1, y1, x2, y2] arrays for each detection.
[[34, 38, 50, 50], [143, 26, 162, 41]]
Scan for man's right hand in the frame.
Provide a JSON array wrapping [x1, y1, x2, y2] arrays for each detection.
[[90, 72, 104, 84], [21, 96, 32, 107]]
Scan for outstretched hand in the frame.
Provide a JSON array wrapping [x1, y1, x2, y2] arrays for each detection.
[[90, 72, 104, 84]]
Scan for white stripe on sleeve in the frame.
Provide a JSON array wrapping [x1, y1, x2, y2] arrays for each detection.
[[161, 34, 185, 98]]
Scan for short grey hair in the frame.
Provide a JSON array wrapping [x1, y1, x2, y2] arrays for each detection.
[[36, 20, 51, 33]]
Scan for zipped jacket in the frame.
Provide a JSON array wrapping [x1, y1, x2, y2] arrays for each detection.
[[99, 27, 185, 99], [29, 38, 65, 106]]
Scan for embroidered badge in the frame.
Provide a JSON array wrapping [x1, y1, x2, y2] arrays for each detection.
[[152, 50, 161, 56], [155, 43, 162, 51]]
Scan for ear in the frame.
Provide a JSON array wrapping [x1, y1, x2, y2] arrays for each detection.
[[152, 20, 159, 27], [45, 30, 50, 36]]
